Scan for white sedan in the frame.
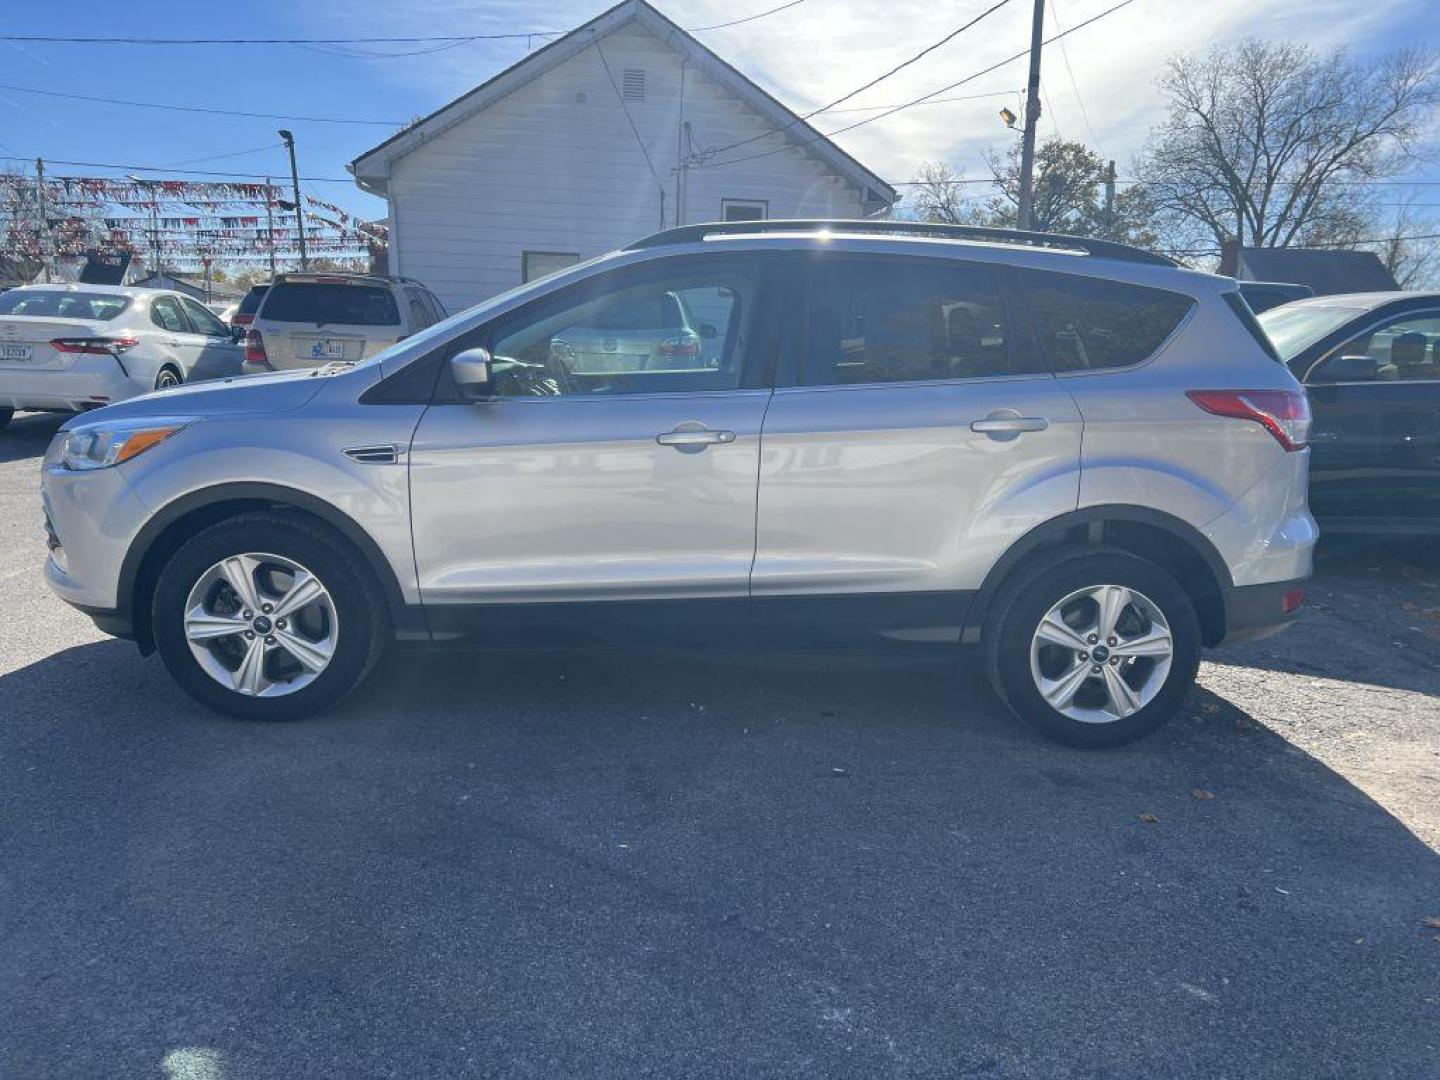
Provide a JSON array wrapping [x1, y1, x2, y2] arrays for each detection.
[[0, 284, 244, 430]]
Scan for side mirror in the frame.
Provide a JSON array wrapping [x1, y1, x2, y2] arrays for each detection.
[[451, 346, 495, 399], [698, 323, 718, 340], [231, 325, 246, 344]]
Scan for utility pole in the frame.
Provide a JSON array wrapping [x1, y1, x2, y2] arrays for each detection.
[[1015, 0, 1045, 231], [128, 175, 162, 285], [1103, 160, 1116, 239], [278, 129, 308, 270], [263, 176, 277, 278], [35, 158, 50, 283]]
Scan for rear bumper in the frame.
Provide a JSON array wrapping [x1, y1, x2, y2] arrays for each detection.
[[0, 359, 140, 412], [1218, 577, 1307, 645]]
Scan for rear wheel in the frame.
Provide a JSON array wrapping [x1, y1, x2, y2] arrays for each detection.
[[152, 513, 387, 721], [155, 367, 183, 390], [985, 549, 1201, 748]]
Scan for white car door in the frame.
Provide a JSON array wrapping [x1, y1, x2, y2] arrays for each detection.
[[179, 296, 243, 381]]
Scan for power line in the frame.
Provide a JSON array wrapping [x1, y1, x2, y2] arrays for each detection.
[[0, 82, 403, 125], [0, 154, 354, 183], [588, 32, 666, 222], [161, 143, 286, 168], [700, 0, 1137, 171], [702, 0, 1016, 160], [824, 89, 1022, 115], [1048, 0, 1103, 154], [688, 0, 807, 32]]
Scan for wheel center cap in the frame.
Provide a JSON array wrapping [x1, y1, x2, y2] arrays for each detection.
[[1091, 644, 1111, 662], [251, 615, 273, 635]]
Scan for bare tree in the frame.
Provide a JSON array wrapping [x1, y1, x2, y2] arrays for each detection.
[[1136, 40, 1440, 254], [1368, 190, 1440, 289], [908, 161, 981, 225]]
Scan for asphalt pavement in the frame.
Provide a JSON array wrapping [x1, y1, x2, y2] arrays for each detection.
[[1, 410, 1437, 1079]]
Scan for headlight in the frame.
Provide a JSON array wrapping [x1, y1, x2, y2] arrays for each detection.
[[59, 417, 195, 471]]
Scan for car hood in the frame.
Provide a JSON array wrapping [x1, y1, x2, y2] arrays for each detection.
[[59, 369, 328, 429]]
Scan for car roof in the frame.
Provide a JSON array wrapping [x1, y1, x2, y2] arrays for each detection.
[[6, 283, 183, 300]]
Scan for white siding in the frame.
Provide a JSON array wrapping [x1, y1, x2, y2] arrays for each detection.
[[385, 23, 870, 313]]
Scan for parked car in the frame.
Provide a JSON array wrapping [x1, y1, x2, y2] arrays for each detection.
[[243, 272, 446, 373], [546, 288, 716, 375], [1258, 291, 1440, 534], [40, 221, 1315, 747], [0, 284, 242, 429], [1239, 280, 1315, 314], [231, 284, 268, 328]]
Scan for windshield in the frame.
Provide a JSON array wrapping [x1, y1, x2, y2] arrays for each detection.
[[0, 289, 130, 320], [260, 282, 400, 326], [1257, 303, 1367, 361]]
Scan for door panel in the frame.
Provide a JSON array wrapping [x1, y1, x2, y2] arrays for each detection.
[[410, 392, 770, 603], [754, 379, 1082, 596]]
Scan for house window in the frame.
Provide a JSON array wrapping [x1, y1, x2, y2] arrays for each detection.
[[522, 251, 581, 283], [622, 69, 646, 103], [721, 199, 768, 222]]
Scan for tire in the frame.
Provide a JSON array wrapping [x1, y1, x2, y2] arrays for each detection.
[[0, 407, 12, 431], [155, 366, 183, 391], [984, 547, 1201, 749], [152, 512, 388, 721]]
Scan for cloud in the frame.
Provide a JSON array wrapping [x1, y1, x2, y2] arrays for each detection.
[[307, 0, 1427, 198]]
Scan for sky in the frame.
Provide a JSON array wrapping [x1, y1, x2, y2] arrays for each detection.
[[2, 0, 1436, 235]]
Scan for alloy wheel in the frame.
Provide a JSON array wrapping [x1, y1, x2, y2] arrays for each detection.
[[1028, 583, 1174, 724], [182, 552, 339, 697]]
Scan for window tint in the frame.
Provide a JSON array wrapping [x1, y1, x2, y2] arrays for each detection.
[[423, 291, 446, 321], [150, 296, 188, 333], [181, 297, 229, 336], [1307, 312, 1440, 384], [261, 282, 400, 326], [1024, 272, 1194, 372], [237, 285, 269, 316], [801, 258, 1027, 386], [0, 290, 130, 320], [489, 259, 758, 396]]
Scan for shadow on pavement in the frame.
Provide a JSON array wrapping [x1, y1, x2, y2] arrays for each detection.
[[0, 411, 66, 464], [1, 638, 1437, 1078]]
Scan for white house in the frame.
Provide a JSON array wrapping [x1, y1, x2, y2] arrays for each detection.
[[349, 0, 896, 312]]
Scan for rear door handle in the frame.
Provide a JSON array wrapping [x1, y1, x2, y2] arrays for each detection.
[[970, 416, 1049, 437], [656, 427, 736, 449]]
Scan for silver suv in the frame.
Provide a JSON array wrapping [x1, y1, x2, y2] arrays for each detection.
[[40, 221, 1316, 747]]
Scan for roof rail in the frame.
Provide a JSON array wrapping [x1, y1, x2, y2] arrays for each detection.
[[626, 219, 1178, 267]]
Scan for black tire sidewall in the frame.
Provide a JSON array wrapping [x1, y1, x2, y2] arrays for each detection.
[[155, 367, 182, 390], [989, 551, 1201, 749], [153, 517, 382, 721]]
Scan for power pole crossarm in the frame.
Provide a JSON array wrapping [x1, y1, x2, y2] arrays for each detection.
[[1015, 0, 1045, 232]]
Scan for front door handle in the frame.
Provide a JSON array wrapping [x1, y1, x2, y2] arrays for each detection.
[[656, 426, 736, 450], [970, 414, 1049, 439]]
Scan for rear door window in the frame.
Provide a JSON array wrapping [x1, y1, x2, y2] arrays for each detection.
[[1020, 271, 1194, 372], [799, 256, 1036, 386], [150, 296, 189, 333], [261, 283, 400, 326], [405, 288, 432, 330]]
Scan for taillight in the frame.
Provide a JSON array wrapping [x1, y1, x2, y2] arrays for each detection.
[[1186, 389, 1311, 451], [50, 337, 139, 355], [659, 334, 701, 358], [244, 329, 272, 368]]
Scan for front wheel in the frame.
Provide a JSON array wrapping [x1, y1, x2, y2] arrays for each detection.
[[155, 367, 183, 390], [152, 513, 387, 721], [985, 549, 1201, 748]]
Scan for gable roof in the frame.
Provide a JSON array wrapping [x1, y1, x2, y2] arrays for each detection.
[[1236, 247, 1399, 296], [349, 0, 895, 207]]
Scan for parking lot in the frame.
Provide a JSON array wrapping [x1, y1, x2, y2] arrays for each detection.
[[1, 409, 1437, 1078]]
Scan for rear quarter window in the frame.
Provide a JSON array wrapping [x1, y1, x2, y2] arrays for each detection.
[[261, 283, 400, 326], [237, 286, 269, 316], [1021, 271, 1195, 372]]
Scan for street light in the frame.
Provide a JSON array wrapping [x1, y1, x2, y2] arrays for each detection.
[[277, 129, 308, 270]]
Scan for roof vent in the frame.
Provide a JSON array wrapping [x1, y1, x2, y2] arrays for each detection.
[[622, 69, 646, 103]]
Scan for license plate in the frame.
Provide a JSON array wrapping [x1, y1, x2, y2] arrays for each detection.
[[0, 344, 33, 362], [306, 339, 346, 361]]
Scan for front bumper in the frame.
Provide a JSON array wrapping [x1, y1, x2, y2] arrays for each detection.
[[1218, 577, 1307, 645], [41, 453, 152, 613]]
